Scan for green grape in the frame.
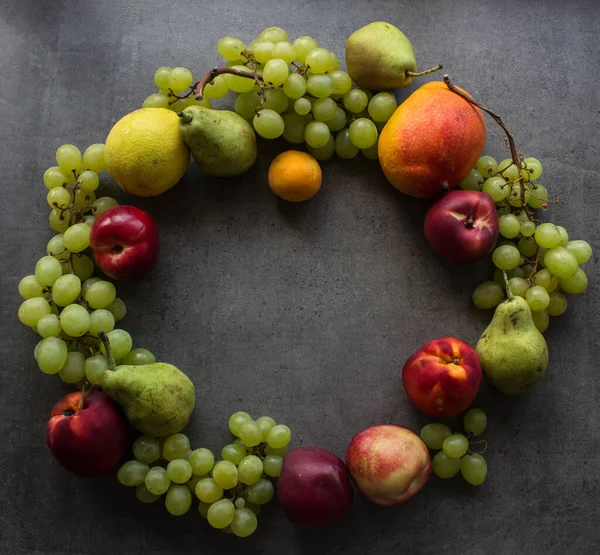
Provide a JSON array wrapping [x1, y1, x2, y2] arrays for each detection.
[[222, 444, 247, 465], [492, 245, 521, 270], [165, 484, 192, 516], [60, 304, 91, 337], [255, 416, 277, 441], [508, 277, 528, 298], [72, 254, 94, 281], [153, 66, 172, 89], [264, 445, 287, 459], [293, 97, 312, 115], [122, 348, 155, 366], [565, 240, 592, 264], [35, 256, 63, 287], [458, 169, 484, 191], [244, 478, 274, 504], [259, 26, 288, 43], [262, 89, 290, 113], [305, 47, 331, 73], [88, 309, 116, 337], [535, 223, 561, 249], [520, 221, 535, 237], [547, 292, 568, 316], [460, 454, 487, 486], [343, 89, 369, 113], [523, 157, 542, 180], [325, 107, 347, 132], [534, 269, 558, 292], [218, 36, 246, 61], [35, 337, 68, 374], [81, 215, 96, 228], [163, 433, 191, 461], [497, 158, 519, 181], [367, 92, 397, 122], [47, 187, 71, 211], [293, 36, 318, 63], [189, 448, 215, 475], [234, 91, 260, 119], [263, 58, 289, 87], [307, 135, 335, 161], [230, 508, 258, 538], [432, 451, 462, 479], [335, 128, 359, 159], [312, 98, 337, 122], [81, 277, 101, 298], [85, 353, 107, 384], [544, 246, 578, 279], [525, 285, 550, 311], [329, 70, 352, 95], [142, 93, 169, 109], [18, 297, 51, 327], [272, 41, 295, 64], [49, 209, 70, 233], [102, 329, 132, 359], [327, 53, 340, 71], [106, 298, 127, 321], [187, 474, 204, 494], [306, 75, 333, 98], [498, 214, 521, 239], [463, 408, 487, 435], [118, 460, 150, 486], [517, 237, 537, 258], [207, 499, 236, 529], [362, 142, 379, 160], [52, 275, 81, 308], [92, 196, 119, 216], [72, 188, 95, 211], [198, 501, 211, 519], [166, 459, 193, 484], [266, 424, 291, 448], [282, 112, 307, 144], [228, 411, 252, 436], [282, 73, 307, 99], [235, 498, 246, 509], [521, 263, 534, 276], [43, 166, 70, 190], [253, 109, 285, 139], [559, 268, 587, 294], [419, 423, 452, 450], [304, 121, 331, 148], [262, 454, 283, 478], [168, 67, 193, 93], [525, 183, 548, 209], [253, 41, 274, 64], [555, 226, 569, 247], [224, 66, 255, 93], [472, 281, 504, 309], [145, 466, 171, 495], [133, 435, 161, 464], [82, 144, 106, 174], [204, 75, 229, 99], [476, 155, 497, 178], [238, 420, 263, 447], [195, 477, 223, 503], [531, 309, 549, 333], [84, 280, 116, 309], [19, 275, 44, 299], [135, 484, 160, 504], [56, 144, 82, 177], [238, 455, 263, 485], [212, 461, 238, 489], [79, 170, 99, 192], [442, 434, 469, 459], [36, 314, 62, 338], [58, 351, 86, 383], [348, 118, 378, 149]]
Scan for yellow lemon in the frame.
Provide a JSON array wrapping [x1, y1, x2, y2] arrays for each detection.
[[104, 108, 190, 197]]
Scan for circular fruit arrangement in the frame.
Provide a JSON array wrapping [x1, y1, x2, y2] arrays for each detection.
[[18, 23, 593, 538]]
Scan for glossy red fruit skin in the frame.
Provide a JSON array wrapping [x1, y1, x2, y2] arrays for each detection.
[[402, 337, 483, 418], [46, 391, 128, 477], [277, 446, 354, 526], [90, 205, 159, 281], [424, 190, 499, 263]]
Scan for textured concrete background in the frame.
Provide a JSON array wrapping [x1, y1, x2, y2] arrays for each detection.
[[1, 0, 599, 553]]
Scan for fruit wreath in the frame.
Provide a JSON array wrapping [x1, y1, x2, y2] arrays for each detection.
[[18, 23, 592, 537]]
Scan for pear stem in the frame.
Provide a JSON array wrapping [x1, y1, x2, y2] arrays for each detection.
[[502, 271, 514, 301], [406, 64, 443, 78], [98, 331, 117, 372]]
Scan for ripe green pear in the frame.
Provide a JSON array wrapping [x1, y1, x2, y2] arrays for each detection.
[[178, 105, 257, 177], [476, 295, 549, 395], [102, 362, 195, 436], [345, 22, 418, 90]]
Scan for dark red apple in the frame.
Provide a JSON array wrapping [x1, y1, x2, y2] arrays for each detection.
[[277, 447, 354, 526], [90, 205, 159, 281], [46, 391, 128, 477], [424, 190, 499, 263]]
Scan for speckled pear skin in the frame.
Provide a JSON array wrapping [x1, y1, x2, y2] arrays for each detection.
[[102, 363, 195, 436], [476, 296, 549, 395], [178, 105, 257, 177]]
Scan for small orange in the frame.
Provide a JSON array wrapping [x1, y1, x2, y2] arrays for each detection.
[[268, 150, 322, 202]]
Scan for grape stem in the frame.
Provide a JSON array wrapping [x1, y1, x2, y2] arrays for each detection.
[[98, 331, 117, 372], [527, 248, 542, 282], [502, 270, 514, 300], [192, 66, 263, 101], [468, 439, 488, 454], [406, 64, 444, 78]]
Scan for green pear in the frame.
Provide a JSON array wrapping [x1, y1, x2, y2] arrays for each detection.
[[102, 362, 195, 436], [476, 291, 549, 395], [178, 105, 257, 177], [345, 22, 418, 90]]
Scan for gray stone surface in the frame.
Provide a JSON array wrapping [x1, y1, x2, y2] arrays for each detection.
[[1, 0, 599, 553]]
